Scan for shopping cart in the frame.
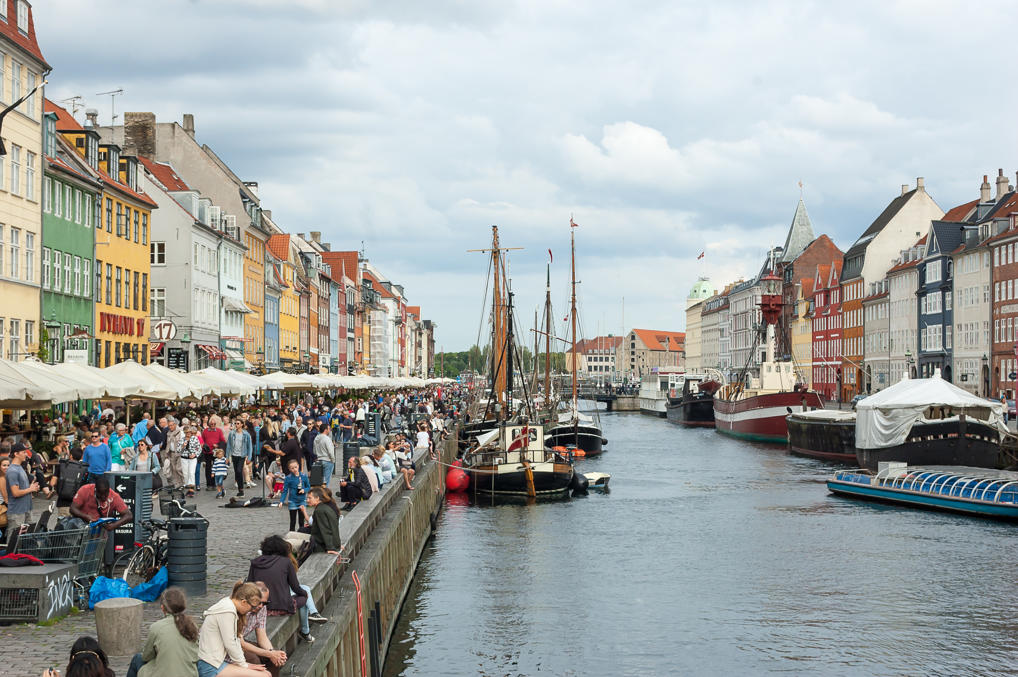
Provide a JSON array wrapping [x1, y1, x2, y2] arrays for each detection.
[[12, 518, 116, 609]]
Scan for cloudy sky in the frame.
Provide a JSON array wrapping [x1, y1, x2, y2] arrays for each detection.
[[32, 0, 1018, 349]]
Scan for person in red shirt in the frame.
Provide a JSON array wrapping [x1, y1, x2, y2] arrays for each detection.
[[69, 476, 133, 530]]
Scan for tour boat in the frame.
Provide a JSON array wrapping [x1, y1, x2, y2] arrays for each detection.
[[639, 368, 685, 417], [827, 464, 1018, 520], [666, 371, 721, 428]]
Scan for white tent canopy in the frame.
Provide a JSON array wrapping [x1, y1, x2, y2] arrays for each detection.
[[0, 359, 99, 403], [101, 360, 195, 400], [855, 370, 1005, 449]]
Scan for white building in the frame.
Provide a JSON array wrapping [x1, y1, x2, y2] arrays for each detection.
[[862, 280, 890, 392], [887, 239, 925, 383]]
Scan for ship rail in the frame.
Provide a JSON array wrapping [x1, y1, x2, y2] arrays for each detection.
[[836, 466, 1018, 505]]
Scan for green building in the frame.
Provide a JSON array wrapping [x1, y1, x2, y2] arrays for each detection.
[[41, 104, 100, 364]]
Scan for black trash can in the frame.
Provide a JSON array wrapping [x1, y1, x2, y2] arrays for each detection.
[[309, 461, 325, 487], [167, 517, 208, 597], [343, 441, 362, 469]]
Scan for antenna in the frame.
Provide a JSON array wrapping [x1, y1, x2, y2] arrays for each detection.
[[95, 88, 124, 127], [59, 95, 85, 116]]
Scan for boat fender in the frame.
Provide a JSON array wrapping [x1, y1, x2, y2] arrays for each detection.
[[602, 438, 608, 445], [446, 466, 469, 493], [570, 472, 589, 494]]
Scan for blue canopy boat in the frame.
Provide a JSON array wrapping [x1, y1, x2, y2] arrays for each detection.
[[827, 464, 1018, 520]]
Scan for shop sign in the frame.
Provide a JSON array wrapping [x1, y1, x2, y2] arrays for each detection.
[[63, 349, 89, 365], [151, 319, 177, 341]]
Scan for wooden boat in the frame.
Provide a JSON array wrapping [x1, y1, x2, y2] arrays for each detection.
[[666, 372, 721, 428], [583, 472, 611, 492], [786, 409, 857, 463], [464, 424, 574, 498], [827, 464, 1018, 520]]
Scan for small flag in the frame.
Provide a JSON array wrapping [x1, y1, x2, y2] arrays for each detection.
[[697, 251, 705, 260], [564, 315, 569, 322], [548, 249, 553, 263]]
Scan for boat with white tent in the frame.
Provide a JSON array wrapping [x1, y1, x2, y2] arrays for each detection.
[[787, 369, 1009, 470]]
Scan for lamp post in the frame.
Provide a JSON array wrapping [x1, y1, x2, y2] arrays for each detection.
[[982, 353, 989, 397], [43, 310, 60, 365]]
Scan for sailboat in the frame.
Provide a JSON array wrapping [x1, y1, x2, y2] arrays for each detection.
[[462, 226, 575, 498], [544, 219, 607, 456]]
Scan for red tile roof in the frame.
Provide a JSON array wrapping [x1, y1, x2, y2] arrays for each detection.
[[406, 305, 420, 318], [799, 278, 814, 298], [45, 99, 82, 131], [631, 328, 684, 352], [0, 1, 48, 68], [267, 234, 291, 261], [321, 251, 359, 282], [943, 199, 978, 222], [362, 270, 396, 299], [574, 336, 622, 353], [138, 156, 190, 192]]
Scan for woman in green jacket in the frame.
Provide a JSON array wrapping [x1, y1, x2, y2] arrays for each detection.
[[126, 587, 199, 677], [307, 488, 341, 554]]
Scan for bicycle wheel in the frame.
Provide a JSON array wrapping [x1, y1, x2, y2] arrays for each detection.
[[123, 545, 156, 588]]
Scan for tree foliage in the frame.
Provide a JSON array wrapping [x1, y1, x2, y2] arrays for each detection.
[[436, 345, 566, 378]]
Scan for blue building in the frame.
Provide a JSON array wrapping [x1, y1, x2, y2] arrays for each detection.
[[263, 289, 280, 373], [917, 221, 964, 380], [328, 279, 341, 373]]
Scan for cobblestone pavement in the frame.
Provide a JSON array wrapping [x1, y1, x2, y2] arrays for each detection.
[[1, 474, 323, 676]]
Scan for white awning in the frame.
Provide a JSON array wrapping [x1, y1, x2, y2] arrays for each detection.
[[224, 349, 245, 361], [222, 297, 252, 314]]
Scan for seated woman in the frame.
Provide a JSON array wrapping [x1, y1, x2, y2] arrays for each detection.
[[359, 456, 380, 494], [125, 586, 198, 677], [307, 488, 341, 554], [196, 581, 268, 676], [246, 535, 320, 643]]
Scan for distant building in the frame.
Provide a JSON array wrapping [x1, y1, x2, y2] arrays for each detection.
[[622, 329, 685, 379], [565, 335, 623, 381], [886, 237, 925, 383], [810, 261, 842, 402], [789, 278, 814, 388], [684, 277, 715, 372], [917, 221, 963, 379], [862, 280, 890, 392]]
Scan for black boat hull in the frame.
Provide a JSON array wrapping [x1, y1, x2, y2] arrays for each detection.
[[786, 415, 857, 463], [665, 396, 715, 428], [467, 462, 575, 497], [544, 424, 604, 456], [857, 420, 1003, 470]]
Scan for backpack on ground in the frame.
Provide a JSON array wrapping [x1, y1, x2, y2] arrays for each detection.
[[56, 459, 89, 502]]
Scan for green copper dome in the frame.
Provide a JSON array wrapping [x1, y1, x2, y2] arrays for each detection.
[[688, 277, 715, 300]]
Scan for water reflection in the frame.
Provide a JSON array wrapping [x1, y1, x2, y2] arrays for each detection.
[[384, 413, 1018, 675]]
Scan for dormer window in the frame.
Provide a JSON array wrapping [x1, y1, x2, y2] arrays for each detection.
[[16, 1, 27, 35], [86, 135, 97, 169], [43, 115, 55, 157]]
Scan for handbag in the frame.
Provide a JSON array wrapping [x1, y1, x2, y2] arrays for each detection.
[[0, 503, 7, 528], [150, 470, 163, 492]]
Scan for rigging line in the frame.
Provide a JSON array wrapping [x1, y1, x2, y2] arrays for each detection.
[[474, 255, 493, 363]]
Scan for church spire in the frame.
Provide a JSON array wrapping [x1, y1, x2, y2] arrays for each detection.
[[780, 198, 815, 263]]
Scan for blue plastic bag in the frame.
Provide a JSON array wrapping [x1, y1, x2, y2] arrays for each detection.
[[88, 575, 131, 610], [131, 566, 167, 602]]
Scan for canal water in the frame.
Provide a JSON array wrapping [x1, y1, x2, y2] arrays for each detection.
[[384, 412, 1018, 676]]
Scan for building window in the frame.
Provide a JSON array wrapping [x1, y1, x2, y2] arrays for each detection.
[[83, 258, 90, 297], [141, 215, 147, 245], [10, 60, 19, 103], [9, 226, 18, 277], [133, 271, 139, 311], [52, 247, 61, 291], [9, 144, 19, 195], [63, 252, 70, 294], [151, 241, 165, 264], [141, 273, 147, 312], [41, 247, 49, 288], [116, 203, 123, 237], [73, 256, 80, 295], [24, 151, 33, 199], [104, 264, 111, 304], [115, 267, 121, 306], [124, 269, 131, 309], [53, 179, 61, 216], [43, 176, 51, 212], [105, 198, 112, 232], [133, 211, 139, 243], [9, 318, 19, 359], [151, 287, 165, 317], [74, 190, 81, 223], [85, 195, 93, 227], [24, 231, 32, 281], [15, 1, 27, 34], [24, 320, 32, 352], [25, 70, 34, 117]]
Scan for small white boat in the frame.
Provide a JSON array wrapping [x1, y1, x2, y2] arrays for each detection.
[[583, 472, 611, 493]]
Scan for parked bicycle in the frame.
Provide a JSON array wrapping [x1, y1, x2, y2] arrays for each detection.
[[116, 500, 201, 587]]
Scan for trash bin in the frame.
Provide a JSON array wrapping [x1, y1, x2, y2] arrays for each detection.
[[343, 441, 362, 468], [166, 517, 208, 597], [309, 461, 325, 487]]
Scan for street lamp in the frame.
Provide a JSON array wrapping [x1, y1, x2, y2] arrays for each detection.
[[43, 310, 60, 364], [982, 353, 989, 397]]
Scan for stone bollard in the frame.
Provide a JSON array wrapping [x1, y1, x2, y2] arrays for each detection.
[[94, 597, 143, 656]]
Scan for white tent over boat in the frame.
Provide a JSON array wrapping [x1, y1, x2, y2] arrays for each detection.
[[855, 370, 1005, 449]]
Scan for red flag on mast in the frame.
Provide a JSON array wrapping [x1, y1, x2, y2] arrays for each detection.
[[697, 251, 705, 260], [548, 249, 553, 263]]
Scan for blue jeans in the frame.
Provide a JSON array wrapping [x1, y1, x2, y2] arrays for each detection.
[[194, 458, 202, 488], [295, 583, 317, 634], [125, 653, 144, 677], [320, 460, 335, 485]]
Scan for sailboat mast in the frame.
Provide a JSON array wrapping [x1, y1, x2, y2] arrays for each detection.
[[533, 307, 539, 390], [491, 226, 507, 413], [570, 221, 578, 411], [506, 291, 515, 411], [544, 262, 551, 400]]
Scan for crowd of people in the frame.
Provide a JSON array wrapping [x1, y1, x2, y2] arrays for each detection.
[[1, 384, 465, 677]]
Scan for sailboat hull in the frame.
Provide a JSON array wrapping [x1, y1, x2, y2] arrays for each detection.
[[468, 461, 575, 497], [544, 424, 605, 456]]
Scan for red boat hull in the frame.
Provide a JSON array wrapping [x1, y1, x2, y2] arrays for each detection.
[[714, 391, 824, 444]]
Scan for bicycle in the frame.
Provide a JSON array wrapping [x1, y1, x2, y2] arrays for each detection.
[[116, 500, 201, 587]]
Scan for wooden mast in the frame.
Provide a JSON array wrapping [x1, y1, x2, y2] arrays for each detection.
[[570, 218, 579, 414], [544, 260, 552, 406], [491, 226, 506, 415]]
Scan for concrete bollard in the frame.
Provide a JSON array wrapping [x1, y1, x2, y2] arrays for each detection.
[[94, 597, 144, 656]]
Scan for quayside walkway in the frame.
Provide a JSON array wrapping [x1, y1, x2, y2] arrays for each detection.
[[2, 433, 457, 677]]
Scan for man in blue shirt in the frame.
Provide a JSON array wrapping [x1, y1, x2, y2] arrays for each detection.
[[82, 431, 112, 484], [132, 413, 151, 444]]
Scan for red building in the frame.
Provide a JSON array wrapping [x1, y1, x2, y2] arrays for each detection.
[[809, 261, 843, 402]]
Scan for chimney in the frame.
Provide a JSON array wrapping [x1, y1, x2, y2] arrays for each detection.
[[123, 112, 156, 158], [322, 242, 331, 251], [244, 181, 258, 197], [182, 113, 195, 138], [262, 209, 271, 220], [981, 174, 992, 202], [998, 168, 1009, 200], [916, 177, 925, 192], [84, 108, 99, 128], [901, 184, 909, 196], [310, 231, 321, 244]]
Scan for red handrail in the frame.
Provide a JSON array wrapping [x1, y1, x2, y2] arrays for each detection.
[[351, 570, 368, 677]]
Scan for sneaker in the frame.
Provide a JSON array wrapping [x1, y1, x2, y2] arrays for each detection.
[[237, 491, 245, 497], [308, 613, 328, 623], [246, 481, 257, 488], [341, 502, 356, 511], [299, 631, 315, 643]]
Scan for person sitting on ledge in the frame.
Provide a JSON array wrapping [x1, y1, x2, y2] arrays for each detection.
[[338, 454, 372, 511]]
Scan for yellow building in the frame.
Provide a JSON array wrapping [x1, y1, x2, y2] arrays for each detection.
[[0, 9, 48, 361], [268, 234, 299, 369], [790, 279, 813, 388], [244, 230, 266, 364]]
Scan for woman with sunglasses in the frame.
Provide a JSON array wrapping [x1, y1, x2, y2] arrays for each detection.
[[196, 581, 269, 677]]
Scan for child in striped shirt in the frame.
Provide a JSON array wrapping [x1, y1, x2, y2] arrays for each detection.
[[212, 449, 229, 498]]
